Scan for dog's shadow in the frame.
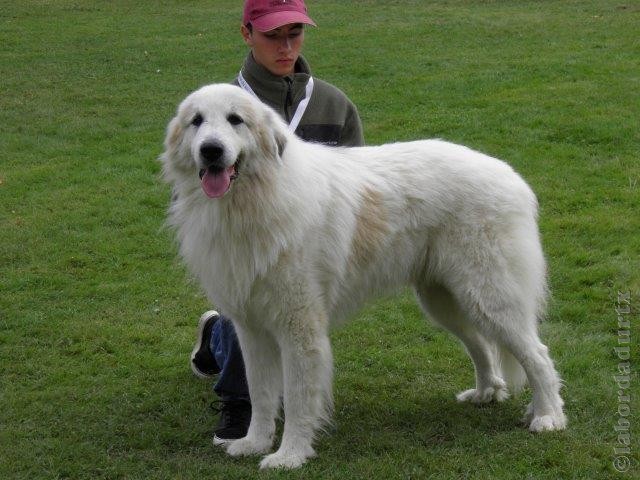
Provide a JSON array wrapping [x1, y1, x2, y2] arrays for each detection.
[[320, 387, 527, 462]]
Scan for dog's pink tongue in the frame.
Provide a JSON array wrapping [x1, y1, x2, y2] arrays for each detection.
[[201, 166, 234, 198]]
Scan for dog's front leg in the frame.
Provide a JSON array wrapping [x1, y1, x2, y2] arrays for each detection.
[[226, 323, 281, 457], [260, 317, 333, 469]]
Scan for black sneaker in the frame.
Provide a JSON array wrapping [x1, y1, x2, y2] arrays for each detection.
[[211, 399, 252, 445], [190, 310, 220, 379]]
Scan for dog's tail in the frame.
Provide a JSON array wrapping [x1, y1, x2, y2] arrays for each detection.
[[496, 251, 548, 395], [496, 344, 528, 395]]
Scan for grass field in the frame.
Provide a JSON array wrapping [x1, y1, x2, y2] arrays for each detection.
[[1, 0, 638, 478]]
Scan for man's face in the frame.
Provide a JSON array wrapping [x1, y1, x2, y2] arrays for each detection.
[[242, 23, 305, 77]]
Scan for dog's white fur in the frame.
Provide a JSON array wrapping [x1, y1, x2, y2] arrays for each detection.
[[161, 84, 566, 469]]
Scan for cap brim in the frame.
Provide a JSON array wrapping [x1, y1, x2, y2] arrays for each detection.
[[251, 11, 317, 32]]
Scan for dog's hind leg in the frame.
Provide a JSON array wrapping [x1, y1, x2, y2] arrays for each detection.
[[226, 322, 281, 457], [474, 310, 566, 431], [482, 319, 566, 431], [416, 284, 509, 403], [443, 252, 566, 431]]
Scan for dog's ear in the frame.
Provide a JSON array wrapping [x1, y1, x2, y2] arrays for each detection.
[[274, 125, 287, 158], [160, 114, 194, 181], [267, 108, 288, 159], [256, 109, 288, 162], [164, 116, 183, 154]]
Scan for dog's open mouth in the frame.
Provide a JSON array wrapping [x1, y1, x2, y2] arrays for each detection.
[[199, 161, 239, 198]]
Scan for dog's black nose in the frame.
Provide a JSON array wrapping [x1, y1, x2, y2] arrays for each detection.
[[200, 142, 224, 163]]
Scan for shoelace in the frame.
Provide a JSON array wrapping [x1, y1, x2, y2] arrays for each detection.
[[210, 399, 251, 423]]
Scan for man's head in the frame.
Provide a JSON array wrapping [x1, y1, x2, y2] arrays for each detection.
[[241, 0, 316, 77]]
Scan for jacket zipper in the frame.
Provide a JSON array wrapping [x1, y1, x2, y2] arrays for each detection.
[[284, 77, 293, 123]]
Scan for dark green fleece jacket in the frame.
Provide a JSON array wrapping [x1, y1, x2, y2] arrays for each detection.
[[233, 53, 364, 147]]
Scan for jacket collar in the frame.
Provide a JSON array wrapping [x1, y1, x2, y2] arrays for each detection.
[[240, 53, 313, 116]]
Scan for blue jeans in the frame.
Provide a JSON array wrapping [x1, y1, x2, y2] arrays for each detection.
[[210, 315, 250, 401]]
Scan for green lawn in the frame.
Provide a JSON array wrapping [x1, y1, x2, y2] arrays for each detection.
[[1, 1, 638, 478]]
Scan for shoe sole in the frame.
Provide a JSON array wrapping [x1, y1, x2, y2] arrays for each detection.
[[213, 434, 236, 446], [190, 310, 219, 379]]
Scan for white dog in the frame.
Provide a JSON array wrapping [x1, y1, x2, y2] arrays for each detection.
[[161, 84, 566, 469]]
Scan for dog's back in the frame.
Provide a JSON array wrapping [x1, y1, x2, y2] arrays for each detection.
[[275, 137, 541, 325]]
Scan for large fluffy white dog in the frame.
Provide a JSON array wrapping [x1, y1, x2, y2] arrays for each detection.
[[161, 84, 566, 469]]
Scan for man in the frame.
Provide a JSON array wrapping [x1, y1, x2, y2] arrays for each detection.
[[190, 0, 364, 445]]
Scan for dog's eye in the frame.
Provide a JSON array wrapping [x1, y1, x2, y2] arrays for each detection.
[[227, 113, 244, 126], [191, 113, 203, 127]]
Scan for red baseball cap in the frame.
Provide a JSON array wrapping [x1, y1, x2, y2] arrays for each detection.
[[243, 0, 317, 32]]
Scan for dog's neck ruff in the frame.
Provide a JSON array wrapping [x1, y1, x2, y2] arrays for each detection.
[[237, 71, 314, 133]]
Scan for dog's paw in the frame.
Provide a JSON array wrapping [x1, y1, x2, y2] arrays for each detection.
[[522, 401, 567, 431], [259, 446, 316, 470], [528, 412, 567, 432], [456, 385, 509, 404], [226, 436, 273, 457]]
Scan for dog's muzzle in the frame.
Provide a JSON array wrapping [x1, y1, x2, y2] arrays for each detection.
[[198, 141, 239, 198], [199, 141, 225, 170]]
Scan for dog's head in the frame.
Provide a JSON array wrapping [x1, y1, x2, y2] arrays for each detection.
[[161, 84, 288, 198]]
